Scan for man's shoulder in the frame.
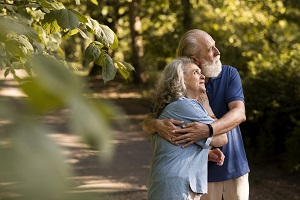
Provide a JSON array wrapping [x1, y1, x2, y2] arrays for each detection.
[[220, 65, 240, 77], [221, 65, 237, 72]]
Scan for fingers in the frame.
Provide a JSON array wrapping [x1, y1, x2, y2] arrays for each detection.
[[170, 119, 184, 126], [171, 134, 187, 142], [217, 156, 225, 166], [172, 134, 197, 147], [181, 141, 193, 148], [209, 148, 225, 166], [208, 150, 219, 162], [168, 137, 178, 145], [159, 132, 178, 145]]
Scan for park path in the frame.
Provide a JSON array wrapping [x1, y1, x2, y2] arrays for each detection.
[[44, 78, 154, 200]]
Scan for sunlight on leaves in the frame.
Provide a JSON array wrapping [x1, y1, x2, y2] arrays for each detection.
[[102, 53, 117, 83]]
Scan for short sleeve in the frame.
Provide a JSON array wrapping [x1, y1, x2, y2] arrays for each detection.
[[226, 67, 244, 103]]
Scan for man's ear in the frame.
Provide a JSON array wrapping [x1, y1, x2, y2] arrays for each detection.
[[190, 56, 199, 66]]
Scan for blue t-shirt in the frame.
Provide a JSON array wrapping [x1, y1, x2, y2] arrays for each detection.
[[148, 97, 213, 199], [206, 65, 250, 182]]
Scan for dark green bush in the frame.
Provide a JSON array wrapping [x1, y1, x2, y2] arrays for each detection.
[[242, 65, 300, 171]]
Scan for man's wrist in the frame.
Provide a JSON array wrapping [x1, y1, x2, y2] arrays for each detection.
[[207, 124, 214, 137], [151, 118, 159, 133]]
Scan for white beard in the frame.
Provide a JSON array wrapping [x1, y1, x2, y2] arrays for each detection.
[[201, 55, 222, 78]]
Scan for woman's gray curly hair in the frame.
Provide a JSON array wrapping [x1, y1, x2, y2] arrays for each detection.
[[152, 57, 194, 118]]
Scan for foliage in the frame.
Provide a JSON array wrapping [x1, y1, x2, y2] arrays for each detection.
[[0, 0, 133, 199], [242, 64, 300, 166], [284, 120, 300, 172], [0, 0, 134, 82]]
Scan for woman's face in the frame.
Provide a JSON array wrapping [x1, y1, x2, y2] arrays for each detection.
[[184, 63, 206, 98]]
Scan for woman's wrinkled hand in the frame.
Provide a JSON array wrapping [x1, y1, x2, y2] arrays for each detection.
[[208, 148, 225, 166]]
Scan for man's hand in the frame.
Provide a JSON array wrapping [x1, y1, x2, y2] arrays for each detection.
[[172, 122, 209, 148], [208, 148, 225, 166], [154, 118, 184, 144]]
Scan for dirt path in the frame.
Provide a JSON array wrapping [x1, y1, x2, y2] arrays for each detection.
[[43, 79, 153, 200]]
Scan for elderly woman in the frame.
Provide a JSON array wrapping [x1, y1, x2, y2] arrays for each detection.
[[147, 57, 227, 200]]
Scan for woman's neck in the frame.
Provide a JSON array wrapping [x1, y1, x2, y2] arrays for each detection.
[[186, 91, 199, 99]]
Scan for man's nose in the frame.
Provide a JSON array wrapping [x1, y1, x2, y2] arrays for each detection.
[[213, 46, 220, 56]]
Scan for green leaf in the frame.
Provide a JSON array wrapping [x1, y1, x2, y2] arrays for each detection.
[[66, 29, 79, 36], [70, 9, 88, 23], [102, 54, 117, 83], [42, 12, 61, 34], [98, 24, 116, 48], [119, 60, 135, 71], [70, 97, 114, 160], [32, 38, 44, 53], [109, 32, 118, 50], [84, 42, 102, 63], [4, 68, 10, 77], [56, 9, 80, 30], [3, 18, 38, 39], [5, 38, 26, 58], [86, 18, 116, 48], [39, 0, 53, 9], [30, 55, 81, 98], [10, 119, 70, 200], [21, 78, 64, 113], [0, 58, 6, 70], [94, 51, 105, 66], [115, 60, 135, 80], [90, 0, 98, 5], [18, 35, 34, 52], [77, 28, 89, 40]]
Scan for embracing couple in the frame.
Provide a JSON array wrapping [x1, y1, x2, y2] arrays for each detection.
[[143, 29, 250, 200]]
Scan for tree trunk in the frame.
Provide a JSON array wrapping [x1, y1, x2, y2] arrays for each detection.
[[181, 0, 192, 30], [129, 0, 145, 84]]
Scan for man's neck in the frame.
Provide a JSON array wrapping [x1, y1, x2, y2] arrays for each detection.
[[205, 77, 211, 84]]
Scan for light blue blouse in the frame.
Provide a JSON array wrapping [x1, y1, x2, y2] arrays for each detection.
[[148, 97, 214, 199]]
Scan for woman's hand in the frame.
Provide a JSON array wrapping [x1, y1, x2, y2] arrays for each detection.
[[208, 148, 225, 166]]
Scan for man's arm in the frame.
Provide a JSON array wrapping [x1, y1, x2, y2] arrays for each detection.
[[142, 113, 183, 144], [211, 100, 246, 136], [142, 113, 157, 134], [173, 100, 246, 147]]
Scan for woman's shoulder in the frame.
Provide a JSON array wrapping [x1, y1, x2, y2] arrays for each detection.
[[167, 97, 202, 110], [171, 96, 198, 105]]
